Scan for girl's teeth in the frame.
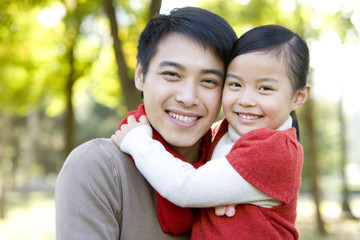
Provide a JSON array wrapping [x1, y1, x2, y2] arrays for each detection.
[[240, 114, 260, 119], [169, 112, 197, 123]]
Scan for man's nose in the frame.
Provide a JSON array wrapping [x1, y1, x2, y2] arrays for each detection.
[[175, 81, 200, 107]]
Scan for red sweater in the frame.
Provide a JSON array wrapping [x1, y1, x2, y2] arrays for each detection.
[[191, 119, 303, 240]]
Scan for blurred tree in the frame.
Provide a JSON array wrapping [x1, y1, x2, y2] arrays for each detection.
[[303, 91, 326, 234], [103, 0, 161, 111], [338, 98, 355, 218], [149, 0, 162, 18], [103, 0, 139, 111], [0, 114, 11, 219], [0, 0, 49, 218], [61, 0, 103, 155], [0, 0, 162, 177], [21, 111, 38, 198]]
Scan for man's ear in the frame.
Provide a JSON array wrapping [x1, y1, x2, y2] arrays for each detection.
[[135, 60, 145, 91], [292, 83, 311, 111]]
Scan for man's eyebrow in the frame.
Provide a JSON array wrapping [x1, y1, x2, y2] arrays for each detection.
[[159, 61, 185, 70], [160, 60, 223, 78], [202, 69, 224, 79]]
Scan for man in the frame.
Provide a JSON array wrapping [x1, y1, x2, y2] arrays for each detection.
[[55, 7, 237, 239]]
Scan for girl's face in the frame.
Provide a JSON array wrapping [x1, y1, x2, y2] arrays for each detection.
[[222, 52, 306, 136]]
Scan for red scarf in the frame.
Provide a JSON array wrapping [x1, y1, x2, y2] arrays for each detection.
[[118, 104, 211, 235]]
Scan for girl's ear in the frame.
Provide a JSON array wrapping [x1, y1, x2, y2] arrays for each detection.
[[292, 84, 311, 111], [135, 60, 145, 91]]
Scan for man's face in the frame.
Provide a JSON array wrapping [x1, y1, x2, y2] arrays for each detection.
[[135, 33, 224, 153]]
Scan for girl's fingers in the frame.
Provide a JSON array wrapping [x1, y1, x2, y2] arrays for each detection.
[[111, 134, 118, 143], [139, 115, 150, 125], [214, 206, 226, 216], [127, 115, 136, 123], [225, 204, 236, 217]]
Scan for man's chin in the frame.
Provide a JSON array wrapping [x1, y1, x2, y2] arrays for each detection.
[[168, 139, 198, 148], [170, 134, 204, 146]]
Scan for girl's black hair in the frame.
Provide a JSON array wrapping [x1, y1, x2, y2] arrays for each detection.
[[231, 25, 309, 140]]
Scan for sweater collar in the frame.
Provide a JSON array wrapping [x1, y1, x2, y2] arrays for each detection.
[[228, 115, 293, 143]]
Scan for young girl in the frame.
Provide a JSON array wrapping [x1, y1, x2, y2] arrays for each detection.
[[112, 25, 310, 239]]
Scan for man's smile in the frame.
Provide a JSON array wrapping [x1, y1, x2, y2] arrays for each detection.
[[168, 111, 199, 124]]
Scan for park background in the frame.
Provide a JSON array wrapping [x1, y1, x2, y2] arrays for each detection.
[[1, 0, 360, 239]]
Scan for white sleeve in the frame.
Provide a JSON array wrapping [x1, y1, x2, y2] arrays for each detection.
[[121, 125, 281, 208]]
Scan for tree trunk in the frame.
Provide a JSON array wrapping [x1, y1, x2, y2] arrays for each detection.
[[0, 114, 10, 219], [149, 0, 162, 18], [303, 95, 327, 234], [20, 111, 38, 197], [103, 0, 141, 111], [0, 179, 6, 219], [338, 98, 355, 219], [64, 36, 76, 157]]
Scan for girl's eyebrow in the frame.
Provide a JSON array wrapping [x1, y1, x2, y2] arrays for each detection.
[[226, 73, 241, 80], [256, 77, 279, 84], [227, 73, 279, 83]]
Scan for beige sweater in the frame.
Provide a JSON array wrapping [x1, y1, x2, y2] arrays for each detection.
[[55, 138, 190, 240]]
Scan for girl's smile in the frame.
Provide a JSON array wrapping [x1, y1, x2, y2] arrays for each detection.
[[236, 112, 263, 125]]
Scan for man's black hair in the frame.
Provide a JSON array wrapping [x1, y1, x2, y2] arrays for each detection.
[[137, 7, 237, 77]]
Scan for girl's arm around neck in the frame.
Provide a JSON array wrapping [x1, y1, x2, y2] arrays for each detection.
[[120, 125, 280, 208]]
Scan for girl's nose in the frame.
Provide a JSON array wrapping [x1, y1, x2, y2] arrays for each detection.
[[237, 90, 256, 107]]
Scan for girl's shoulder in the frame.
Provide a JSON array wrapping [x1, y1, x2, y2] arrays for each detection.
[[227, 128, 303, 203], [235, 127, 299, 147]]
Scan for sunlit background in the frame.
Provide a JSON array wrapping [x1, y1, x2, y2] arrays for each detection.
[[1, 0, 360, 239]]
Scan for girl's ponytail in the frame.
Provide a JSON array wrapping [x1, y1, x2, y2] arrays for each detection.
[[290, 111, 300, 141]]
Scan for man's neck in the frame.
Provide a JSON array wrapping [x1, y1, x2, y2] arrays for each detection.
[[170, 140, 202, 165]]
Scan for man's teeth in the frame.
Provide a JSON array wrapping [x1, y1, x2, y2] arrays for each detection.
[[239, 114, 260, 120], [169, 112, 197, 123]]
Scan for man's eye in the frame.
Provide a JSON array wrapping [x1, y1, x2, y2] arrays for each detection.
[[202, 79, 219, 87], [163, 71, 178, 77], [162, 71, 180, 80]]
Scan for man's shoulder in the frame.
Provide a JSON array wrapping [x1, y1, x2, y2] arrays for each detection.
[[72, 138, 119, 155], [58, 138, 140, 200], [61, 138, 132, 173]]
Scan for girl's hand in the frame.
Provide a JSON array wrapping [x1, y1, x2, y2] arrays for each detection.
[[111, 115, 150, 147], [214, 204, 236, 217]]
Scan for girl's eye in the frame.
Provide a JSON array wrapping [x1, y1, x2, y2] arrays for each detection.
[[229, 82, 241, 88], [259, 86, 273, 91]]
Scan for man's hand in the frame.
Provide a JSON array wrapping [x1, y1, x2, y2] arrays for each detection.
[[111, 115, 150, 148], [214, 204, 236, 217]]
